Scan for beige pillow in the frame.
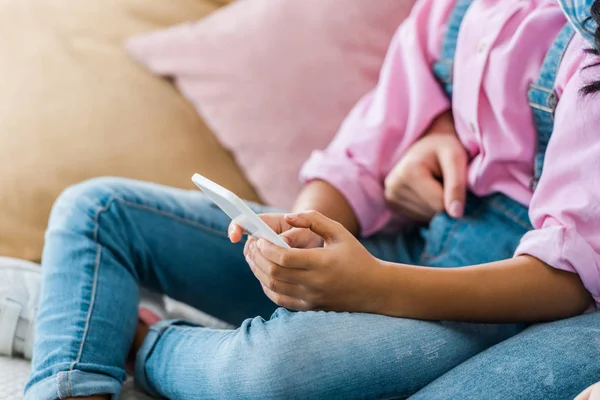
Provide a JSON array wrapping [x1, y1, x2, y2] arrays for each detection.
[[0, 0, 257, 262]]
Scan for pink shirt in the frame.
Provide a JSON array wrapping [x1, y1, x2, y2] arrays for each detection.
[[300, 0, 600, 307]]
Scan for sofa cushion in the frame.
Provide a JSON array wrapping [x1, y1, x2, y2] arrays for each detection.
[[126, 0, 415, 209], [0, 0, 257, 261]]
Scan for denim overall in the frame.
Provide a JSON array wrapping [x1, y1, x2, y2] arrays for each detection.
[[411, 0, 576, 270]]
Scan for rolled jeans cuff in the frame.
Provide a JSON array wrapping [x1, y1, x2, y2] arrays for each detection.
[[134, 319, 199, 398], [25, 370, 122, 400]]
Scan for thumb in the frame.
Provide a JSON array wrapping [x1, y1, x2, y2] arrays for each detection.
[[284, 211, 345, 243], [438, 147, 467, 218]]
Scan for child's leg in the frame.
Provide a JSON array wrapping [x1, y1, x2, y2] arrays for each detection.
[[25, 177, 279, 400], [133, 309, 522, 399], [409, 310, 600, 400]]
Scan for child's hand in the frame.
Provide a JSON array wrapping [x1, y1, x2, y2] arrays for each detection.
[[384, 111, 468, 222], [245, 211, 382, 312], [228, 213, 323, 248]]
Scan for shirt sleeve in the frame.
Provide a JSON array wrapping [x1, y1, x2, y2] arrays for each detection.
[[515, 49, 600, 309], [299, 0, 453, 236]]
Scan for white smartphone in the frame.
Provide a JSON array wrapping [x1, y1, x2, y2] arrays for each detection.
[[191, 173, 290, 248]]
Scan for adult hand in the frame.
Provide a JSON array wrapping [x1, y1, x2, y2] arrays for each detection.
[[245, 211, 383, 312], [576, 382, 600, 400], [384, 111, 468, 222]]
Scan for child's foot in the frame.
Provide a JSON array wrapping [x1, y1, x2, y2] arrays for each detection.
[[139, 287, 167, 325], [124, 288, 166, 375], [0, 257, 41, 360]]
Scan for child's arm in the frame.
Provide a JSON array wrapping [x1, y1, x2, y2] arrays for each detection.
[[292, 180, 360, 236], [374, 255, 591, 322], [298, 0, 455, 236], [294, 110, 464, 236], [250, 50, 600, 322], [252, 212, 591, 321]]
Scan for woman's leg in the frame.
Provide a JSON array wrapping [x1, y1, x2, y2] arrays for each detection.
[[409, 311, 600, 400], [25, 177, 278, 400]]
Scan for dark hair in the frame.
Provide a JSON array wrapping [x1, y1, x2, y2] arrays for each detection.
[[581, 0, 600, 94]]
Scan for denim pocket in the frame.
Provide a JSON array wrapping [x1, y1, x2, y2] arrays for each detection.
[[419, 195, 532, 268], [419, 212, 460, 264]]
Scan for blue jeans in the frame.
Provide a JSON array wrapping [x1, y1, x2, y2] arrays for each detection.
[[25, 178, 600, 399]]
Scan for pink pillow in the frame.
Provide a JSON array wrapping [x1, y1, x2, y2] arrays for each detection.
[[126, 0, 414, 209]]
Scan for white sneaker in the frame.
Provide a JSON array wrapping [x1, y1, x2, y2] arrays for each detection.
[[139, 287, 167, 322], [0, 257, 41, 360]]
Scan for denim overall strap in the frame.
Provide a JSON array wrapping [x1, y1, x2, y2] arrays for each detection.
[[432, 0, 474, 97], [527, 23, 575, 190], [559, 0, 597, 48]]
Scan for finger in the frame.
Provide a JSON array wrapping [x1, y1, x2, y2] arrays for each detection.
[[256, 238, 316, 269], [384, 163, 443, 218], [386, 184, 440, 221], [261, 284, 311, 311], [250, 241, 307, 284], [284, 211, 346, 243], [249, 257, 305, 298], [388, 199, 436, 222], [280, 228, 320, 248], [243, 237, 256, 258], [280, 228, 307, 248], [438, 147, 467, 218], [228, 222, 245, 243], [409, 175, 445, 213], [258, 213, 289, 234]]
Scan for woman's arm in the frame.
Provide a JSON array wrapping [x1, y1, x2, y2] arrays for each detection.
[[375, 255, 592, 322]]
